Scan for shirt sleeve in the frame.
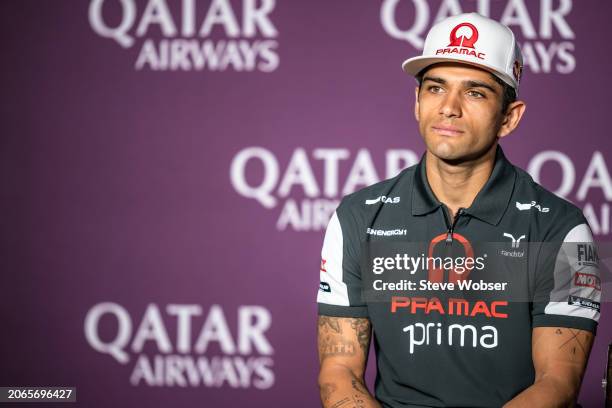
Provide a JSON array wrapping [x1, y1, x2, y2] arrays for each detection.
[[317, 209, 368, 317], [532, 221, 601, 333]]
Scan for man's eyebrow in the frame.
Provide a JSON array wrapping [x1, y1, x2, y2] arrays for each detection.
[[422, 76, 499, 94], [422, 76, 446, 85], [463, 80, 498, 94]]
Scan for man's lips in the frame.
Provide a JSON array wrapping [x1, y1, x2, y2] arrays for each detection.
[[432, 125, 464, 136]]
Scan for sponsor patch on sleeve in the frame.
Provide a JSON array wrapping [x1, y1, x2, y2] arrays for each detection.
[[574, 272, 601, 291], [568, 295, 600, 312], [319, 281, 331, 293]]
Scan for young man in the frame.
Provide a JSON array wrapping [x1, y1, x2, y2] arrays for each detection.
[[317, 13, 601, 408]]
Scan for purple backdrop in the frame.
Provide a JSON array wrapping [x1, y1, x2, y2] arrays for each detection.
[[1, 1, 610, 407]]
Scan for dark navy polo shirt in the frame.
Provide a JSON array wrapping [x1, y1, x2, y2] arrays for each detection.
[[317, 146, 600, 407]]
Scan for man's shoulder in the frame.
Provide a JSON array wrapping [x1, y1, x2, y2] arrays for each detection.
[[337, 164, 417, 214], [513, 166, 587, 236]]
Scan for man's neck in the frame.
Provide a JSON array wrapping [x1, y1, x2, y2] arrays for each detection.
[[425, 145, 498, 217]]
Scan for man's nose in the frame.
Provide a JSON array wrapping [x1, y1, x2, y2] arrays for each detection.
[[439, 91, 462, 118]]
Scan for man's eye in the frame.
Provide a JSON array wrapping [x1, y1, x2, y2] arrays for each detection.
[[467, 90, 484, 98], [428, 86, 442, 93]]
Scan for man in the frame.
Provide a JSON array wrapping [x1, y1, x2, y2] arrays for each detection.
[[317, 12, 601, 408]]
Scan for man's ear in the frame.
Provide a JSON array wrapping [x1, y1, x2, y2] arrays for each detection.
[[498, 100, 526, 139], [414, 86, 420, 122]]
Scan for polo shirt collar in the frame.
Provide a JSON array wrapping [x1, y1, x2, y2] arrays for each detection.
[[411, 145, 517, 225]]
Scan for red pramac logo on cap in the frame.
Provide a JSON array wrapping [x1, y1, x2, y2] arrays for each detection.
[[436, 22, 485, 60], [448, 22, 479, 48]]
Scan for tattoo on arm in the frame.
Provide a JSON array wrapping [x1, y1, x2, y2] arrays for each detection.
[[329, 395, 368, 408], [349, 318, 371, 357], [319, 316, 375, 407], [320, 335, 357, 358], [318, 316, 371, 361], [351, 378, 368, 395], [556, 328, 589, 358], [323, 383, 371, 408], [319, 316, 342, 334], [321, 383, 337, 403], [330, 397, 351, 407]]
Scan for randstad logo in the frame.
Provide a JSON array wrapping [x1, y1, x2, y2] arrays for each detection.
[[436, 22, 485, 60]]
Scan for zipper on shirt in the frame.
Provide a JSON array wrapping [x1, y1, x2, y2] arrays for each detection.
[[445, 207, 466, 244]]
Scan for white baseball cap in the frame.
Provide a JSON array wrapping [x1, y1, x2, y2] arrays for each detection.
[[402, 12, 523, 92]]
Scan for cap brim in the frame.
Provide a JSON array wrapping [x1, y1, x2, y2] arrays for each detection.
[[402, 55, 517, 91]]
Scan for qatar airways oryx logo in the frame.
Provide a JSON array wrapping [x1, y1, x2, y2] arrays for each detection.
[[437, 22, 485, 60], [84, 302, 274, 388], [88, 0, 279, 72], [380, 0, 578, 74]]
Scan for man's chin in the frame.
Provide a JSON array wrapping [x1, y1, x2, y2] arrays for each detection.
[[428, 142, 497, 166], [429, 145, 466, 163]]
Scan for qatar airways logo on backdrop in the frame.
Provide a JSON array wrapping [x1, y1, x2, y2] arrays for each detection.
[[84, 303, 274, 388], [230, 148, 612, 235], [381, 0, 576, 74], [527, 151, 612, 236], [230, 147, 420, 231], [88, 0, 279, 72]]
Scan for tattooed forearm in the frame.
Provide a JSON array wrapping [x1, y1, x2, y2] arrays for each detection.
[[329, 395, 368, 408], [320, 377, 380, 408], [320, 336, 357, 359], [318, 317, 371, 362], [318, 316, 379, 407], [321, 383, 337, 403], [330, 397, 351, 407], [319, 316, 342, 334], [349, 318, 371, 356], [351, 378, 369, 395], [319, 363, 380, 407]]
